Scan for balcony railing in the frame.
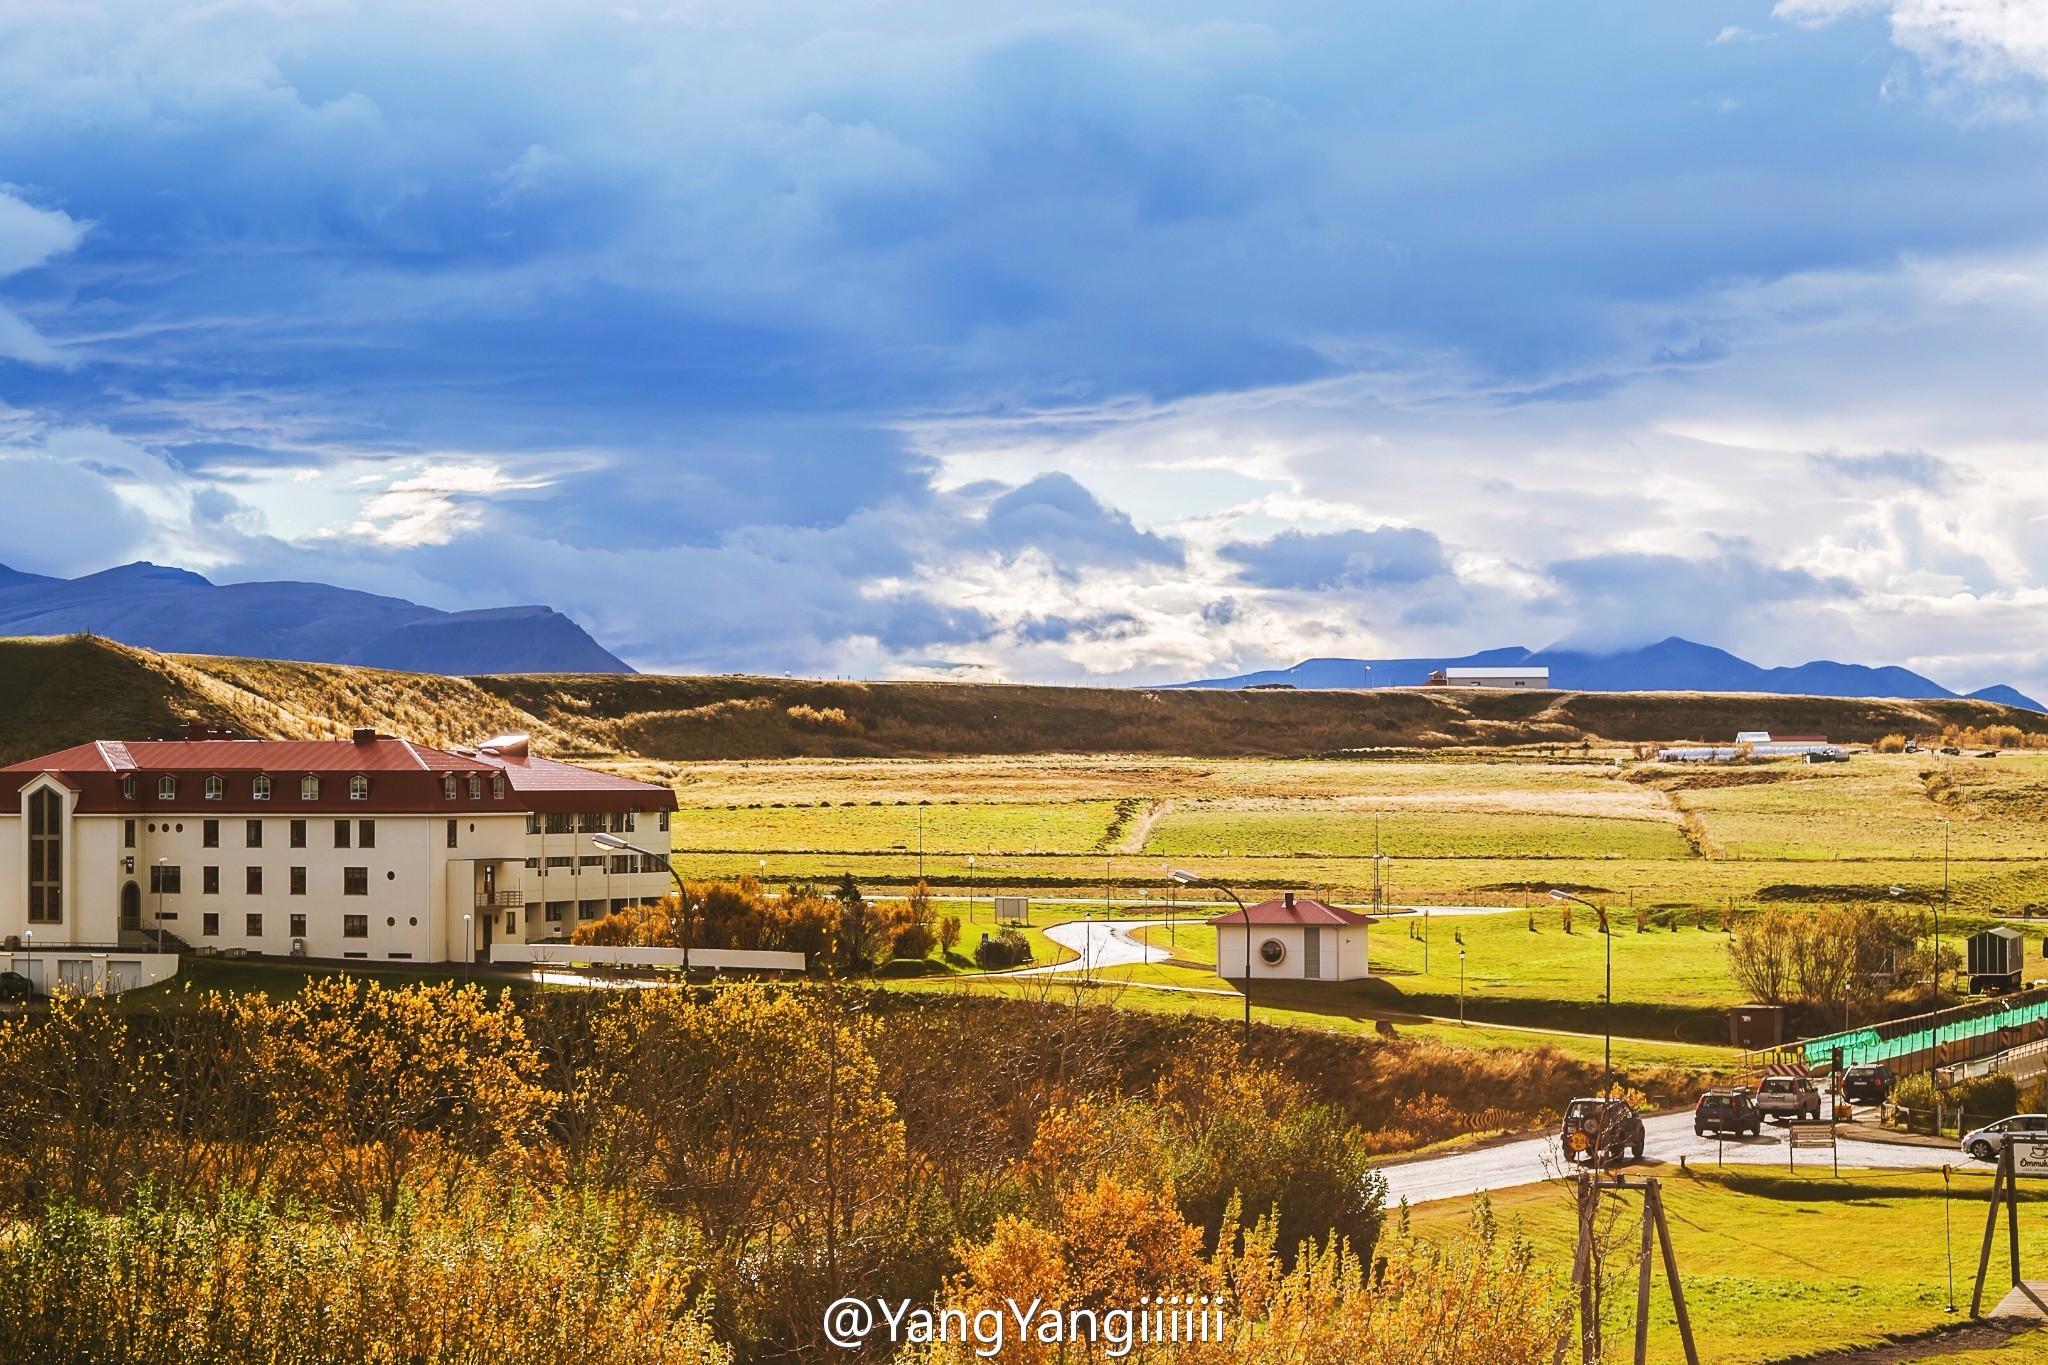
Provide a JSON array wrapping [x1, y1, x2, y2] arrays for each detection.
[[476, 891, 525, 910]]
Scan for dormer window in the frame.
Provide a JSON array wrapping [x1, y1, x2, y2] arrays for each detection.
[[203, 775, 224, 802], [349, 775, 369, 801], [252, 775, 271, 801], [120, 775, 136, 801], [491, 774, 505, 800], [467, 775, 481, 800], [442, 776, 458, 801], [300, 775, 320, 801], [157, 776, 177, 800]]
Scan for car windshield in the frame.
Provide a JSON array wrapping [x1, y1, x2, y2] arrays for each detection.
[[1761, 1078, 1797, 1092]]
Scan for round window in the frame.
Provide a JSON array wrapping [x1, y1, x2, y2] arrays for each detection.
[[386, 871, 396, 880], [1259, 938, 1286, 966], [386, 917, 396, 927], [174, 823, 184, 833], [408, 916, 418, 927]]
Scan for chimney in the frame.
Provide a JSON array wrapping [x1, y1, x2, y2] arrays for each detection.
[[351, 727, 377, 744], [1283, 890, 1295, 909]]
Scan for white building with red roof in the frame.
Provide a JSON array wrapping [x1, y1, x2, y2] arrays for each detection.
[[0, 724, 676, 975], [1207, 891, 1374, 982]]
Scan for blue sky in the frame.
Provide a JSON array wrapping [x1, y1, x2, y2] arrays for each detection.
[[1, 0, 2047, 690]]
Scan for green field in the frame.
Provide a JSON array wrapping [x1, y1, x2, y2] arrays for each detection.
[[1145, 805, 1695, 859], [1411, 1168, 2048, 1364], [670, 798, 1121, 854]]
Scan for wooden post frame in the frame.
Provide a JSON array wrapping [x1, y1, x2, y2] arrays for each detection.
[[1971, 1141, 2048, 1318], [1562, 1175, 1701, 1365]]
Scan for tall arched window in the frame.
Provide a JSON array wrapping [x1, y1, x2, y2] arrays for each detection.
[[252, 775, 272, 801], [157, 776, 176, 800], [467, 775, 481, 800], [349, 775, 369, 801], [27, 789, 61, 924], [442, 776, 458, 801], [300, 775, 320, 801], [204, 775, 224, 801], [491, 774, 505, 800], [120, 774, 136, 801]]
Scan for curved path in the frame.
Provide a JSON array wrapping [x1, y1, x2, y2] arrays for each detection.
[[1010, 917, 1175, 976]]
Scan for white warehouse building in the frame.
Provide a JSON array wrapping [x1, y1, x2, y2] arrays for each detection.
[[1428, 666, 1551, 689], [0, 726, 677, 970]]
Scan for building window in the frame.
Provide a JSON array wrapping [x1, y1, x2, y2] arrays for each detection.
[[358, 820, 375, 849], [202, 912, 219, 937], [578, 855, 603, 869], [579, 899, 604, 920], [545, 812, 572, 835], [442, 776, 459, 801], [202, 866, 220, 895], [150, 864, 182, 895], [544, 856, 571, 875], [349, 774, 369, 801], [124, 819, 136, 849], [525, 813, 541, 835], [300, 775, 320, 801], [545, 901, 566, 922], [610, 855, 632, 874], [246, 867, 263, 895], [27, 788, 61, 924], [608, 811, 625, 833], [446, 818, 458, 849], [246, 820, 263, 848], [158, 776, 177, 800], [246, 913, 263, 937], [333, 820, 351, 849], [252, 775, 271, 801], [202, 819, 219, 848], [120, 774, 137, 800], [658, 812, 669, 831], [523, 857, 538, 870], [463, 774, 478, 800], [289, 912, 306, 937], [343, 867, 368, 896], [342, 914, 368, 938], [575, 812, 599, 833], [289, 819, 306, 848], [289, 867, 306, 896], [204, 775, 224, 802], [492, 775, 505, 800]]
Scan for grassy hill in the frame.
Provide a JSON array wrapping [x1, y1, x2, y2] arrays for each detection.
[[1, 632, 2043, 765]]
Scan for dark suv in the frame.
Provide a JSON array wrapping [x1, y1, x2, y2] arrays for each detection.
[[1561, 1097, 1646, 1165], [1839, 1064, 1895, 1104], [1695, 1089, 1762, 1137]]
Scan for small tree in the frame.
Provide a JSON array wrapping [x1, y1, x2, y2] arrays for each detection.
[[938, 915, 962, 957], [1727, 907, 1797, 1004]]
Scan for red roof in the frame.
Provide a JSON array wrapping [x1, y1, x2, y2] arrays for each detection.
[[1206, 894, 1375, 928], [0, 735, 674, 816]]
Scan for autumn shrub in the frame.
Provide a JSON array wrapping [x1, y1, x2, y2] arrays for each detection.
[[972, 929, 1033, 970], [0, 1183, 727, 1365], [1873, 733, 1907, 753]]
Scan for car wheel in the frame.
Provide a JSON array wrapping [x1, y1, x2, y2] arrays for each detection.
[[1630, 1134, 1645, 1160], [1694, 1126, 1706, 1137], [1970, 1140, 1997, 1162]]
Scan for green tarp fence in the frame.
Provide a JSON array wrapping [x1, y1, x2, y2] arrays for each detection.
[[1799, 989, 2048, 1069]]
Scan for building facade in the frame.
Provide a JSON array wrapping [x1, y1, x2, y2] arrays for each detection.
[[1426, 667, 1551, 689], [0, 727, 676, 964]]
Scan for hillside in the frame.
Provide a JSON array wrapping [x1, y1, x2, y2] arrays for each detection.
[[2, 634, 2045, 767]]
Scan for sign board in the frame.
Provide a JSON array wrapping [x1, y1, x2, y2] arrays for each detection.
[[2013, 1140, 2048, 1177], [993, 896, 1029, 924]]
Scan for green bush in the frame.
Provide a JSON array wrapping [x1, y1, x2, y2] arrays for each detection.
[[972, 929, 1033, 970]]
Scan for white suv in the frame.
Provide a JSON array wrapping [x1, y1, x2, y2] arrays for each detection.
[[1961, 1114, 2048, 1163], [1754, 1075, 1823, 1123]]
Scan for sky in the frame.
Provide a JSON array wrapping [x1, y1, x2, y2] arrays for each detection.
[[2, 1, 2047, 691]]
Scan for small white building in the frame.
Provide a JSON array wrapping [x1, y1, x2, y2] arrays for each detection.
[[1209, 891, 1374, 982], [1428, 667, 1550, 689]]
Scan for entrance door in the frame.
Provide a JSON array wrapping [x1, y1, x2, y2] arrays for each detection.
[[1303, 926, 1322, 980], [120, 881, 141, 932]]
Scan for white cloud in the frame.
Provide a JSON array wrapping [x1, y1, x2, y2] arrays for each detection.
[[1777, 0, 2048, 85]]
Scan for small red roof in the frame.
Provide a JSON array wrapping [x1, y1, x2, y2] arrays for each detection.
[[1206, 893, 1375, 928]]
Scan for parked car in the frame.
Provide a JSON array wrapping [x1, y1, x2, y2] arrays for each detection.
[[1754, 1074, 1824, 1123], [1560, 1097, 1645, 1165], [1961, 1114, 2048, 1163], [1694, 1089, 1762, 1137], [1839, 1063, 1895, 1104], [1804, 748, 1849, 764], [0, 971, 31, 1004]]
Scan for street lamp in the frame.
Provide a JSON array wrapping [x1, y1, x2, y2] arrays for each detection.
[[1552, 890, 1612, 1097], [968, 854, 976, 923], [1893, 874, 1949, 1070], [155, 856, 169, 954], [462, 914, 471, 982], [1173, 869, 1251, 1042], [1459, 948, 1467, 1026], [595, 832, 691, 971]]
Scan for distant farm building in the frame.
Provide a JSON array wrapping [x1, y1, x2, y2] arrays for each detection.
[[1968, 927, 2026, 995], [1208, 891, 1374, 982], [1425, 666, 1550, 689], [1659, 731, 1847, 763]]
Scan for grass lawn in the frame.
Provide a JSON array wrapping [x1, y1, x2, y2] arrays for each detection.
[[1410, 1166, 2045, 1365], [670, 798, 1122, 854], [1146, 805, 1693, 860]]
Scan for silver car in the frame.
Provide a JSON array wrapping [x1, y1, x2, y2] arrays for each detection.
[[1960, 1114, 2048, 1163]]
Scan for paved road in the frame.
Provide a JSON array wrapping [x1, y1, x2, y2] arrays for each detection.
[[1012, 917, 1174, 976], [1380, 1110, 1960, 1206]]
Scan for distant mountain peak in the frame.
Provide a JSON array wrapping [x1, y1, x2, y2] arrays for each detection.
[[1176, 637, 2042, 711], [0, 560, 631, 675]]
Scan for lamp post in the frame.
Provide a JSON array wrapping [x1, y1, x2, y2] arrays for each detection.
[[22, 929, 30, 998], [462, 914, 471, 983], [1552, 890, 1612, 1097], [595, 832, 690, 971], [968, 855, 976, 924], [1459, 948, 1467, 1026], [1173, 869, 1250, 1042], [1893, 871, 1949, 1071]]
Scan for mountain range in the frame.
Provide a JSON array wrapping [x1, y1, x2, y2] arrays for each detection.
[[1177, 637, 2043, 711], [0, 562, 631, 675]]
